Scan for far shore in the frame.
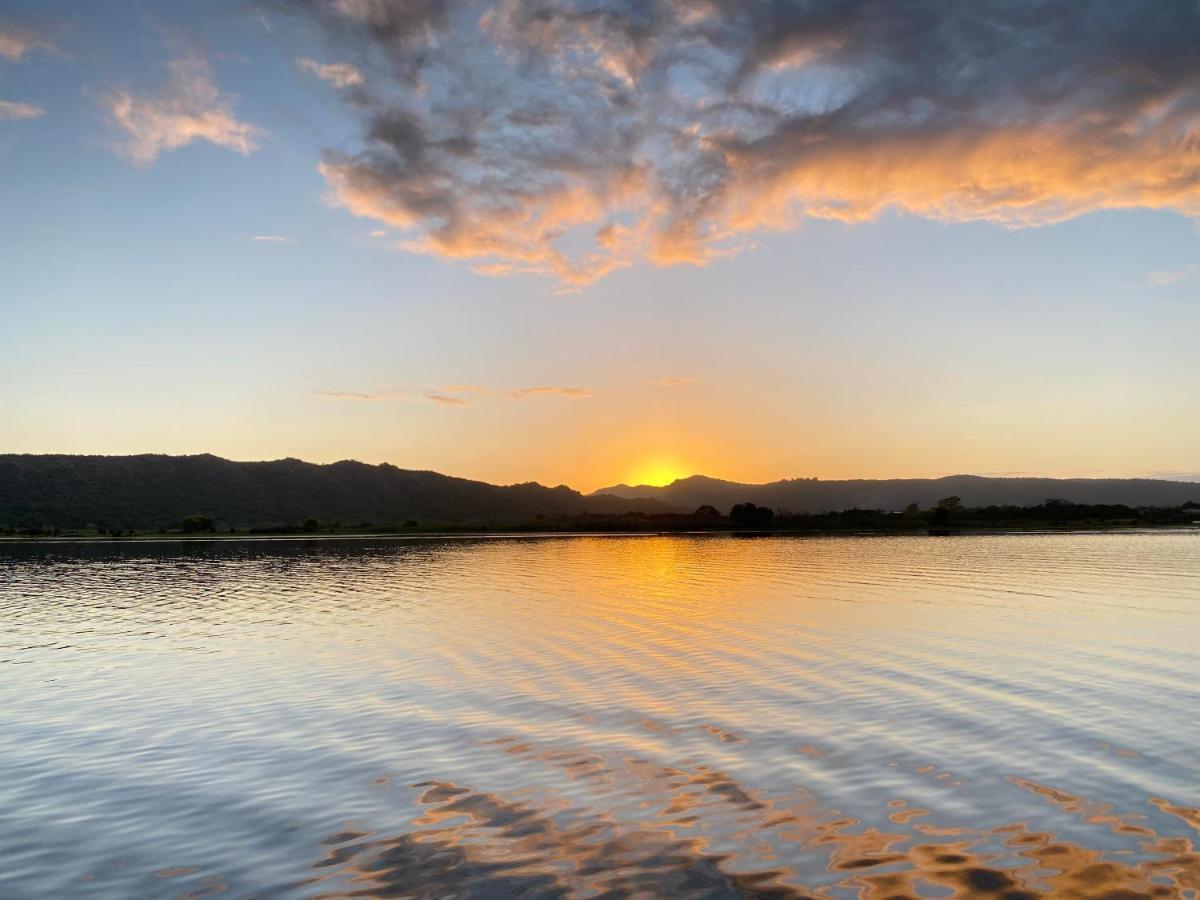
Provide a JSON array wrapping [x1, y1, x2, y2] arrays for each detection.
[[3, 524, 1198, 545], [5, 500, 1198, 543]]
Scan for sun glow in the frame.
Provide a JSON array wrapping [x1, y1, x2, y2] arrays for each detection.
[[627, 459, 689, 487]]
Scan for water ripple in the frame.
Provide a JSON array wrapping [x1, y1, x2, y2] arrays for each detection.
[[0, 532, 1196, 897]]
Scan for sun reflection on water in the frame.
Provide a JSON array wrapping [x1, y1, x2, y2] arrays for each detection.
[[0, 533, 1196, 897]]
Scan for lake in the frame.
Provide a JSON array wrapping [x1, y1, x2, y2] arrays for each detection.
[[1, 533, 1197, 898]]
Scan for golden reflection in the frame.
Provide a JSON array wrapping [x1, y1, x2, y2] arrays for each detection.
[[304, 763, 1200, 898], [294, 732, 1200, 897]]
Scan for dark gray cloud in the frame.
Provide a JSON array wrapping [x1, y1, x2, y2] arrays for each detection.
[[277, 0, 1200, 286]]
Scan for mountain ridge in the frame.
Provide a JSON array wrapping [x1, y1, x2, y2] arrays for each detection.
[[3, 454, 1198, 531], [0, 453, 679, 530], [591, 473, 1200, 512]]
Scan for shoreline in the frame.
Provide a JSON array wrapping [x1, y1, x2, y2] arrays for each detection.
[[3, 524, 1197, 545]]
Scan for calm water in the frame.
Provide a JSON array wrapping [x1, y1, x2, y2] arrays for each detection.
[[1, 533, 1197, 898]]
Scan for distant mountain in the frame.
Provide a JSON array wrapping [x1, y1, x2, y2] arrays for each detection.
[[0, 454, 678, 530], [592, 473, 1200, 513]]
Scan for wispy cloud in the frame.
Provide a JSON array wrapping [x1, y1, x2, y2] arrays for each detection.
[[286, 1, 1200, 289], [297, 57, 364, 88], [0, 99, 42, 120], [103, 53, 261, 164], [0, 22, 46, 62], [313, 388, 402, 401], [424, 392, 467, 406], [1146, 265, 1199, 287], [650, 377, 692, 388], [367, 229, 387, 238], [313, 385, 479, 405], [251, 234, 294, 243], [316, 382, 586, 403], [508, 386, 591, 400], [0, 21, 47, 120]]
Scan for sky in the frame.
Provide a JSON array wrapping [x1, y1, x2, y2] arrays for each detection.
[[2, 0, 1198, 492]]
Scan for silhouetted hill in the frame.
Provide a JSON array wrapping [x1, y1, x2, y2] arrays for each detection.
[[592, 474, 1200, 513], [0, 454, 678, 530]]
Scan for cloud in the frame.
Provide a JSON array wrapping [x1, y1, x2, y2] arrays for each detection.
[[368, 229, 387, 237], [0, 99, 42, 120], [251, 234, 294, 242], [280, 0, 1200, 288], [1146, 265, 1199, 287], [297, 56, 364, 88], [424, 392, 468, 406], [508, 386, 591, 400], [0, 21, 47, 120], [314, 390, 382, 400], [650, 377, 692, 387], [0, 22, 46, 61], [313, 384, 482, 404], [312, 388, 406, 400], [315, 381, 585, 403], [103, 53, 261, 164]]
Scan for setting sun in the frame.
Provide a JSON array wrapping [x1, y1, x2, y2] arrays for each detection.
[[627, 459, 690, 487]]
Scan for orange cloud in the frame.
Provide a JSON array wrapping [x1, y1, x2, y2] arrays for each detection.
[[650, 377, 692, 387], [322, 154, 645, 288], [313, 390, 387, 400], [508, 386, 591, 400], [103, 53, 261, 164], [312, 386, 413, 401], [424, 392, 468, 406], [314, 384, 488, 405], [712, 121, 1200, 238]]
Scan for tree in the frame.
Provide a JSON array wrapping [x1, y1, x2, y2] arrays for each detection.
[[694, 504, 721, 519], [730, 502, 756, 526], [181, 515, 216, 533], [929, 496, 963, 527], [730, 502, 775, 528]]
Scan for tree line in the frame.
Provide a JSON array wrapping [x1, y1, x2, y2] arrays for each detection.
[[4, 497, 1198, 538]]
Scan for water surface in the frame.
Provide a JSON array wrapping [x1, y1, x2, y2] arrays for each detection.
[[1, 533, 1197, 897]]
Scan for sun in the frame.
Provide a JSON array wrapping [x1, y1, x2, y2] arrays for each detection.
[[627, 458, 688, 487]]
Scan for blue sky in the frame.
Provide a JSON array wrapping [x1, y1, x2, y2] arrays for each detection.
[[2, 1, 1198, 490]]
